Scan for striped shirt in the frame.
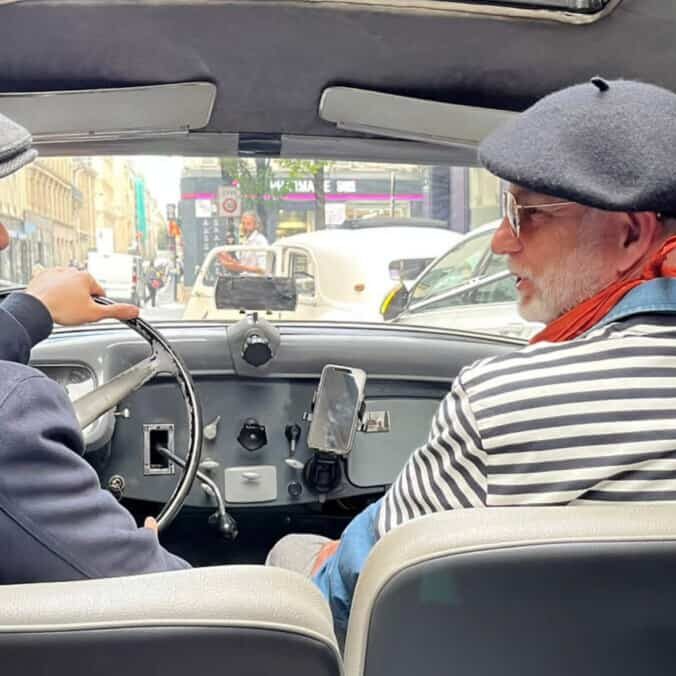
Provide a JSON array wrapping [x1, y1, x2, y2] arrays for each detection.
[[378, 313, 676, 536]]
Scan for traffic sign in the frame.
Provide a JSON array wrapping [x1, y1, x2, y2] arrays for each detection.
[[218, 186, 241, 218]]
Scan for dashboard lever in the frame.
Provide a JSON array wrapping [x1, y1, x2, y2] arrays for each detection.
[[199, 458, 219, 472], [284, 423, 303, 471], [154, 445, 237, 541], [285, 424, 301, 453], [203, 416, 221, 441]]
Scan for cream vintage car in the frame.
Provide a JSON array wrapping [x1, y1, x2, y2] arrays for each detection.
[[183, 225, 460, 322]]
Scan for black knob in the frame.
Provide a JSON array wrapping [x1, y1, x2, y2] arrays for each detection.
[[287, 481, 303, 498], [107, 475, 125, 500], [242, 333, 273, 367], [237, 418, 268, 451], [209, 511, 239, 540]]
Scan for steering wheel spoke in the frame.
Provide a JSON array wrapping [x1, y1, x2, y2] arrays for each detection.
[[73, 354, 160, 429]]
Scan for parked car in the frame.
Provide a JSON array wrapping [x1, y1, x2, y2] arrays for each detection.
[[383, 221, 543, 339], [87, 252, 145, 306], [183, 226, 460, 321]]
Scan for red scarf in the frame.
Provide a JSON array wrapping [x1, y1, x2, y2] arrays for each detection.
[[530, 236, 676, 344]]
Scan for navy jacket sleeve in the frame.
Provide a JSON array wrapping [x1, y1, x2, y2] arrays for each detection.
[[0, 366, 190, 584], [0, 292, 53, 364]]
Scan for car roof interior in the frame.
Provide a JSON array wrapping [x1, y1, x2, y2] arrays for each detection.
[[0, 0, 668, 160]]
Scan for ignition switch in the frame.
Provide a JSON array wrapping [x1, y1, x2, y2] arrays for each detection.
[[107, 474, 126, 500], [237, 418, 268, 451]]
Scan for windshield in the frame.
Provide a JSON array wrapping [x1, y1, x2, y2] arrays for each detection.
[[0, 155, 531, 337]]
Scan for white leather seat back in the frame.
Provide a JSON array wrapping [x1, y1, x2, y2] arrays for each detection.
[[343, 506, 676, 676], [0, 565, 342, 676]]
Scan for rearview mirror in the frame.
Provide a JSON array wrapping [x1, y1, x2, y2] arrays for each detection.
[[215, 276, 298, 312]]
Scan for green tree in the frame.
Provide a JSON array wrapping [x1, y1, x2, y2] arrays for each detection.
[[219, 158, 292, 232], [278, 160, 332, 230]]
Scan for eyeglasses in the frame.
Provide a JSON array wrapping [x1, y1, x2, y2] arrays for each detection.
[[502, 191, 576, 239]]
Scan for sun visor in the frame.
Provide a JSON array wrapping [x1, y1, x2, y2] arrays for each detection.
[[0, 82, 216, 143], [319, 87, 515, 149]]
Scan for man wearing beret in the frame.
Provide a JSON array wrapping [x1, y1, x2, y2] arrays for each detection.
[[0, 112, 190, 582], [268, 77, 676, 638]]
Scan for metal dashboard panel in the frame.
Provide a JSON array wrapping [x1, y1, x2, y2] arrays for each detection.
[[347, 397, 442, 488], [29, 323, 519, 507]]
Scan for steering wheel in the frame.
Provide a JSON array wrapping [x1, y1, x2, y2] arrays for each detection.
[[0, 289, 203, 532]]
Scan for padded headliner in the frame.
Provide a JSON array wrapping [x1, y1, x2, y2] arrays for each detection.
[[0, 0, 671, 137]]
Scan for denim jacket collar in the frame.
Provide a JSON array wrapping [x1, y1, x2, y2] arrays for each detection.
[[594, 278, 676, 330]]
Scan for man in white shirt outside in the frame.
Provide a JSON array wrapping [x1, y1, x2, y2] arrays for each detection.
[[219, 210, 269, 275]]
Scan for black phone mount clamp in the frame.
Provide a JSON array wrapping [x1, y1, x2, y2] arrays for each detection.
[[303, 452, 342, 494]]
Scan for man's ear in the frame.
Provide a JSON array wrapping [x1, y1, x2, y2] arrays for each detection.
[[615, 212, 661, 274]]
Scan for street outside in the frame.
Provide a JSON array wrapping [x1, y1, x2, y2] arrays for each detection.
[[139, 277, 186, 322]]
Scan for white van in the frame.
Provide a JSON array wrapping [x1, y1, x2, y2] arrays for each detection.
[[87, 252, 145, 306]]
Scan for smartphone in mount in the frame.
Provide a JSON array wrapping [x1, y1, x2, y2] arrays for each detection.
[[307, 364, 367, 455]]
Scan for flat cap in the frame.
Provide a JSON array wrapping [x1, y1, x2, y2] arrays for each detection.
[[478, 78, 676, 214], [0, 112, 37, 180]]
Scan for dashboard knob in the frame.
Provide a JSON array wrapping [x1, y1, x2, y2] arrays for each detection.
[[107, 474, 126, 500], [237, 418, 268, 451], [242, 333, 273, 367], [287, 481, 303, 498]]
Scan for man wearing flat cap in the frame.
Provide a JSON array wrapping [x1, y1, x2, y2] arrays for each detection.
[[268, 77, 676, 638], [0, 113, 190, 582]]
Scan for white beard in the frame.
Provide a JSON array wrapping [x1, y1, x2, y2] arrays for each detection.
[[517, 229, 616, 324]]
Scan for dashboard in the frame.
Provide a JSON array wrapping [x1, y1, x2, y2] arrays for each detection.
[[31, 322, 521, 512]]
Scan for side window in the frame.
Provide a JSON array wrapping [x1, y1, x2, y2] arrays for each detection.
[[410, 231, 492, 304], [470, 254, 516, 304], [481, 252, 507, 277], [472, 275, 518, 304], [408, 289, 473, 314], [289, 251, 315, 297]]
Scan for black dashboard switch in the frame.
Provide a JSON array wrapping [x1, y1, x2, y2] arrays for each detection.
[[107, 474, 125, 500], [285, 423, 301, 453], [287, 481, 303, 498], [237, 418, 268, 451]]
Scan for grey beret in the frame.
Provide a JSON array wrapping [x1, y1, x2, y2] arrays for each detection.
[[0, 112, 37, 180], [478, 78, 676, 214]]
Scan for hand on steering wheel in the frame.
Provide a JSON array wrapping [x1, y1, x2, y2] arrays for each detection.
[[0, 279, 203, 532]]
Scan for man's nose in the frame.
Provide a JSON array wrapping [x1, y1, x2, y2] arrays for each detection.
[[491, 216, 521, 255]]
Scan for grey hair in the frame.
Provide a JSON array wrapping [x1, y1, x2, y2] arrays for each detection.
[[242, 210, 262, 230]]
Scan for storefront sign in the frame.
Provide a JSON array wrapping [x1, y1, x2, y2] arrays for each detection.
[[195, 199, 213, 218]]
